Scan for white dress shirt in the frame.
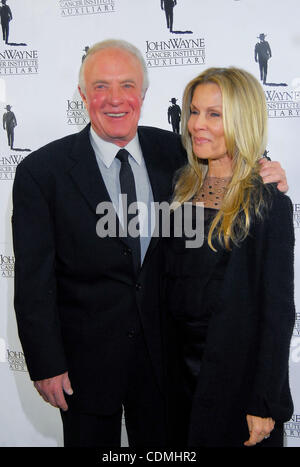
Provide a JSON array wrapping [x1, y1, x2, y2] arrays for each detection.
[[89, 126, 154, 264]]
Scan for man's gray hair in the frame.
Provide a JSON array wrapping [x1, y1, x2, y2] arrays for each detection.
[[78, 39, 149, 97]]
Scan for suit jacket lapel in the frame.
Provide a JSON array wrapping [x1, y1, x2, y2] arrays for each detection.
[[67, 125, 140, 257], [67, 125, 171, 267], [68, 124, 112, 214], [138, 127, 170, 206]]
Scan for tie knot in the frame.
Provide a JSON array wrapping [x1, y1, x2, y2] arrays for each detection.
[[116, 149, 130, 163]]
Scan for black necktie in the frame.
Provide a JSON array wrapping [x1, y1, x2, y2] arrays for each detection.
[[116, 148, 141, 273]]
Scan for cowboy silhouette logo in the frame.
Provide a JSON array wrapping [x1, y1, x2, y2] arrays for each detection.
[[2, 104, 31, 152], [255, 33, 272, 85], [254, 33, 287, 88], [3, 104, 16, 149], [168, 97, 181, 133], [160, 0, 192, 34], [59, 0, 115, 17], [82, 45, 89, 63]]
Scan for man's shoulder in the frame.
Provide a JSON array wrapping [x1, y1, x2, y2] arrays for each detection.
[[32, 130, 79, 155], [138, 125, 182, 146], [138, 125, 178, 137], [138, 125, 186, 167], [17, 127, 87, 172]]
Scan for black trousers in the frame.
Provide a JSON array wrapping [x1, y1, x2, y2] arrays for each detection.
[[60, 333, 167, 447], [6, 128, 14, 148], [164, 6, 174, 30], [1, 20, 9, 43]]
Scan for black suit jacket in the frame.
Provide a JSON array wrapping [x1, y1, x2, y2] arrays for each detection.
[[12, 124, 186, 414]]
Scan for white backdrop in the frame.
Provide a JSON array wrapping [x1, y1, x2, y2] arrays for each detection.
[[0, 0, 299, 447]]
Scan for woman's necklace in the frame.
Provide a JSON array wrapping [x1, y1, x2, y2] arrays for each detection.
[[193, 175, 232, 208]]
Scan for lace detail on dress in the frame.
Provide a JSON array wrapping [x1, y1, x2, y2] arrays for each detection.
[[192, 176, 231, 209]]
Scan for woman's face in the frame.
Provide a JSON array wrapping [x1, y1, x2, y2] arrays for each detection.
[[188, 83, 228, 161]]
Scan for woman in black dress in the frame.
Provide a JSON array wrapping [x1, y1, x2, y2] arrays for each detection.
[[163, 67, 295, 447]]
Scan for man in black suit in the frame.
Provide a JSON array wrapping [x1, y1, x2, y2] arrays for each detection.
[[12, 39, 187, 448], [12, 39, 287, 448]]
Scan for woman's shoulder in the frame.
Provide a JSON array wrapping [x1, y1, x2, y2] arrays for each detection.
[[261, 182, 293, 212], [251, 179, 292, 214], [251, 182, 294, 241]]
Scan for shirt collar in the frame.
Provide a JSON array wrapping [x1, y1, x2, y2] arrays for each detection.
[[90, 126, 142, 168]]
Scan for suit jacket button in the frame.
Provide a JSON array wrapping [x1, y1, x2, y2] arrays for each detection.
[[122, 248, 132, 256], [135, 283, 142, 291], [127, 330, 135, 338]]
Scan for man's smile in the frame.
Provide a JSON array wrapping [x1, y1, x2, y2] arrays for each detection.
[[105, 112, 127, 118]]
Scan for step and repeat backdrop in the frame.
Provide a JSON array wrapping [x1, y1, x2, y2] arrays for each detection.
[[0, 0, 299, 447]]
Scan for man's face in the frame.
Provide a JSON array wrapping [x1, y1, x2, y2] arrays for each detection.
[[79, 48, 145, 147]]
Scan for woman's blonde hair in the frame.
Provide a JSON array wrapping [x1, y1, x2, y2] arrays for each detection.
[[172, 66, 270, 250]]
